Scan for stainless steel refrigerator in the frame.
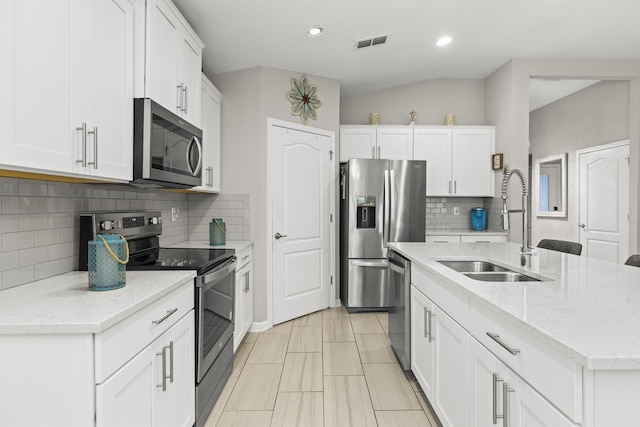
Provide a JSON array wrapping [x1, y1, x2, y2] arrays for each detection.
[[339, 159, 426, 311]]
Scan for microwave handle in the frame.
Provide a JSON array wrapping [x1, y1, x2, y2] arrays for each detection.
[[186, 136, 203, 177]]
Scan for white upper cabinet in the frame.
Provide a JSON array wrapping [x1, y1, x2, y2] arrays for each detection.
[[413, 126, 494, 197], [0, 0, 133, 181], [413, 128, 453, 196], [190, 74, 222, 193], [143, 0, 203, 127], [376, 127, 414, 160], [339, 127, 376, 161], [339, 126, 413, 161]]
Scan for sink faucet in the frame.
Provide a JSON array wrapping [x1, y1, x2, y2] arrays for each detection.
[[501, 168, 532, 266]]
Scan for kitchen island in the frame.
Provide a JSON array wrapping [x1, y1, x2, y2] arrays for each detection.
[[389, 242, 640, 427]]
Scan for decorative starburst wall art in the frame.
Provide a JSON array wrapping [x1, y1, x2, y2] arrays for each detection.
[[286, 75, 322, 125]]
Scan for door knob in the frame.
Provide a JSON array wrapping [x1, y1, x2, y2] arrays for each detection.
[[579, 223, 586, 229], [275, 232, 287, 239]]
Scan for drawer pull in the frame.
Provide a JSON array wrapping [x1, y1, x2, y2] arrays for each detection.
[[152, 308, 178, 325], [486, 332, 520, 355], [156, 347, 167, 391], [492, 373, 503, 424], [428, 310, 435, 343], [241, 255, 250, 261], [503, 381, 515, 427]]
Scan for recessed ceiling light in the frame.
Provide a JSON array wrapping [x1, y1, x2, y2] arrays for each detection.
[[436, 36, 452, 47], [307, 26, 324, 38]]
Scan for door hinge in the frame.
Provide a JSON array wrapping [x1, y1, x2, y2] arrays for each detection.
[[331, 275, 333, 285], [330, 213, 333, 223], [329, 150, 334, 160]]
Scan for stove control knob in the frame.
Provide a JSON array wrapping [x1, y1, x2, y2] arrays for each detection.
[[100, 220, 114, 230], [149, 217, 160, 225]]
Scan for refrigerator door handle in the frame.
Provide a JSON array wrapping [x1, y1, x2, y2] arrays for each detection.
[[384, 169, 390, 247], [351, 260, 389, 268], [340, 166, 346, 200]]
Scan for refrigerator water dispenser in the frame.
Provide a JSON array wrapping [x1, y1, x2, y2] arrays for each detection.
[[356, 195, 376, 228]]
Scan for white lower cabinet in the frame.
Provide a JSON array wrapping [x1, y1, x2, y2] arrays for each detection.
[[97, 311, 194, 427], [411, 284, 469, 427], [469, 338, 576, 427], [234, 245, 253, 350]]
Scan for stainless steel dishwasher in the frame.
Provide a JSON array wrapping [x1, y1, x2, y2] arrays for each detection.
[[388, 250, 411, 371]]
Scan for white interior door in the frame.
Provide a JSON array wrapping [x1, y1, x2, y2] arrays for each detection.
[[271, 123, 333, 325], [578, 141, 629, 263]]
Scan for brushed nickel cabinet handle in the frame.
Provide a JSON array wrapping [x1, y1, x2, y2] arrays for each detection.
[[428, 310, 435, 343], [423, 307, 429, 338], [76, 123, 87, 167], [152, 308, 178, 325], [486, 332, 520, 355], [156, 346, 167, 391], [168, 341, 174, 383], [87, 126, 98, 169], [492, 373, 503, 424]]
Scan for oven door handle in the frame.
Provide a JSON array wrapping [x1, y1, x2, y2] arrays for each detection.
[[196, 257, 237, 288]]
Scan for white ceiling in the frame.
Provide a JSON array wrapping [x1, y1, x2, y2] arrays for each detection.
[[173, 0, 640, 99]]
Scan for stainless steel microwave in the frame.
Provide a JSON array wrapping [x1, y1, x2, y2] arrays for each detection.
[[132, 98, 203, 188]]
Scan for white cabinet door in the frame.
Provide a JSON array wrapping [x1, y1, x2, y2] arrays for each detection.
[[97, 311, 195, 427], [241, 261, 253, 342], [234, 260, 253, 351], [146, 0, 180, 114], [469, 339, 576, 427], [412, 284, 469, 427], [0, 0, 132, 181], [145, 0, 203, 124], [376, 127, 413, 160], [451, 128, 493, 196], [82, 0, 134, 181], [154, 311, 195, 427], [432, 302, 469, 427], [339, 127, 376, 161], [192, 75, 222, 193], [96, 337, 155, 427], [411, 285, 435, 399], [0, 0, 79, 175], [177, 31, 202, 127], [413, 128, 453, 196]]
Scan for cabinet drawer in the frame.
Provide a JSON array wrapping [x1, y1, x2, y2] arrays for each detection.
[[411, 264, 469, 330], [95, 282, 194, 383], [236, 245, 253, 270], [469, 300, 582, 423], [460, 235, 506, 243], [426, 235, 461, 243]]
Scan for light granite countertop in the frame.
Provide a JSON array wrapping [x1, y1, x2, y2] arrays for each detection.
[[388, 242, 640, 370], [166, 240, 253, 252], [0, 270, 196, 335]]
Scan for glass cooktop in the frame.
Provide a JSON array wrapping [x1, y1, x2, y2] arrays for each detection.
[[127, 247, 235, 275]]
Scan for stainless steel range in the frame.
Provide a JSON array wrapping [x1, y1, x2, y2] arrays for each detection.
[[79, 211, 235, 427]]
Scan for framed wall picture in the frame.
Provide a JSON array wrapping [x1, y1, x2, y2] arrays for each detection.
[[492, 153, 503, 170]]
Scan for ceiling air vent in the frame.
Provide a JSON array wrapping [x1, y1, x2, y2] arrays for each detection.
[[355, 34, 389, 50]]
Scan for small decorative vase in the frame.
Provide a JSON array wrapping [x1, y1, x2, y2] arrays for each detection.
[[369, 113, 379, 125], [444, 113, 456, 126], [210, 218, 227, 246]]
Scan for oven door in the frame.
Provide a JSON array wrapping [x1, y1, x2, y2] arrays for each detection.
[[195, 257, 236, 382]]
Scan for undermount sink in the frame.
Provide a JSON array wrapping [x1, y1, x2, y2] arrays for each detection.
[[463, 272, 541, 282], [437, 260, 509, 273], [437, 260, 542, 282]]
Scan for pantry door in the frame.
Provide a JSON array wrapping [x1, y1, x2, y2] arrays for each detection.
[[578, 140, 629, 263], [269, 119, 335, 325]]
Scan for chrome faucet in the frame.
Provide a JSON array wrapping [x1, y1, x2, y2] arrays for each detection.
[[501, 168, 532, 266]]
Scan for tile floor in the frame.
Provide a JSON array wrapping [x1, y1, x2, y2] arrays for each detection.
[[204, 306, 441, 427]]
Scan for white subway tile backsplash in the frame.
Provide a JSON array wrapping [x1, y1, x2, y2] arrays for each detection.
[[3, 231, 34, 251], [0, 251, 20, 272], [3, 266, 35, 289], [0, 174, 250, 290], [35, 260, 62, 281], [19, 246, 49, 267], [2, 196, 35, 214]]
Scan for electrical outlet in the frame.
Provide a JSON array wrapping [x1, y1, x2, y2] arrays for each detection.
[[171, 207, 177, 221], [454, 207, 460, 215]]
